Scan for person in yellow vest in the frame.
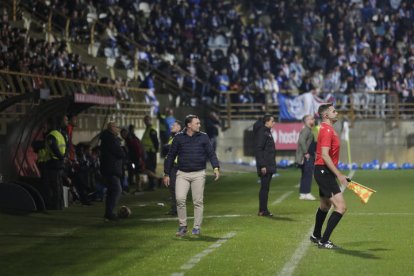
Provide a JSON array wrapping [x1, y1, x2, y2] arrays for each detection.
[[32, 122, 51, 177], [43, 116, 67, 210], [142, 115, 159, 191], [162, 120, 184, 215]]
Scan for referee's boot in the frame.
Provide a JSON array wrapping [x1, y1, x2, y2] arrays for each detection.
[[318, 240, 341, 250]]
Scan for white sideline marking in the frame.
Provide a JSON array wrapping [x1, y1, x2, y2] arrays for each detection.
[[0, 227, 79, 237], [141, 214, 246, 222], [271, 191, 294, 205], [351, 212, 414, 216], [278, 226, 313, 276], [172, 232, 237, 276], [279, 169, 359, 276]]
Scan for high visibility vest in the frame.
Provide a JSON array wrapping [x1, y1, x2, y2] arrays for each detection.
[[167, 136, 178, 164], [46, 130, 66, 160], [142, 126, 157, 153], [37, 148, 49, 163], [312, 125, 321, 141]]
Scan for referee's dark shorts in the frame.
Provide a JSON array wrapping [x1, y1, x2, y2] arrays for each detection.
[[314, 165, 341, 198]]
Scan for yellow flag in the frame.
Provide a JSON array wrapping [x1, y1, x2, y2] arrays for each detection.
[[347, 181, 376, 204]]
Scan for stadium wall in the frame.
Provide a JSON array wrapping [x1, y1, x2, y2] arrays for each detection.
[[216, 120, 414, 166]]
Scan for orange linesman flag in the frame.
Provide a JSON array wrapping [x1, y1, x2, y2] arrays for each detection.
[[347, 181, 376, 204]]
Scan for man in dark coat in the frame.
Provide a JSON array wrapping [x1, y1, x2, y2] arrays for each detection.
[[205, 111, 221, 151], [100, 122, 125, 221], [254, 115, 277, 216], [121, 127, 145, 193]]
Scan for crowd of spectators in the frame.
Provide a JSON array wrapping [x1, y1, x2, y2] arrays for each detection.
[[0, 16, 99, 81], [3, 0, 414, 116]]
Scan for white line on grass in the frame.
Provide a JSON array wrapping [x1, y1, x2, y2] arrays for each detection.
[[141, 214, 248, 222], [271, 191, 294, 205], [350, 212, 414, 216], [172, 232, 237, 276], [278, 169, 358, 276], [278, 226, 313, 276], [0, 227, 79, 237]]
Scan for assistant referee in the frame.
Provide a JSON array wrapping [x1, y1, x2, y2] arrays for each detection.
[[310, 104, 349, 249]]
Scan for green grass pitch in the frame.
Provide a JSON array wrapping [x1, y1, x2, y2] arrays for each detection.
[[1, 169, 413, 275]]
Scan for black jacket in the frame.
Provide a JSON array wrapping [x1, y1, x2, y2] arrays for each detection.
[[253, 119, 264, 144], [254, 126, 277, 175], [164, 130, 219, 175], [99, 129, 125, 177]]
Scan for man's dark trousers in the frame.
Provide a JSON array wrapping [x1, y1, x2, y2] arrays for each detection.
[[259, 173, 272, 212], [146, 152, 157, 190], [105, 175, 122, 217], [169, 166, 178, 213], [300, 156, 315, 194]]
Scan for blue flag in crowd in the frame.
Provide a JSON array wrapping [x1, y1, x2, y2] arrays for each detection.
[[278, 92, 325, 121]]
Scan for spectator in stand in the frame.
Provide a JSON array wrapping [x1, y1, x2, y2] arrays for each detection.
[[8, 0, 414, 114], [228, 48, 240, 82], [217, 68, 230, 104], [290, 56, 305, 81], [253, 72, 266, 105], [335, 76, 349, 110], [311, 68, 324, 90], [363, 69, 377, 116], [276, 69, 289, 90], [401, 70, 414, 116], [264, 72, 280, 104], [288, 70, 302, 96], [299, 75, 315, 94], [375, 70, 389, 118]]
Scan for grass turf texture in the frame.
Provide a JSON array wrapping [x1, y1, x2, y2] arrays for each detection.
[[1, 169, 413, 275]]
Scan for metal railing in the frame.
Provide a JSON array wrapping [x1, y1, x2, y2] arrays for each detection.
[[217, 90, 414, 127], [16, 1, 221, 111], [0, 70, 151, 132]]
